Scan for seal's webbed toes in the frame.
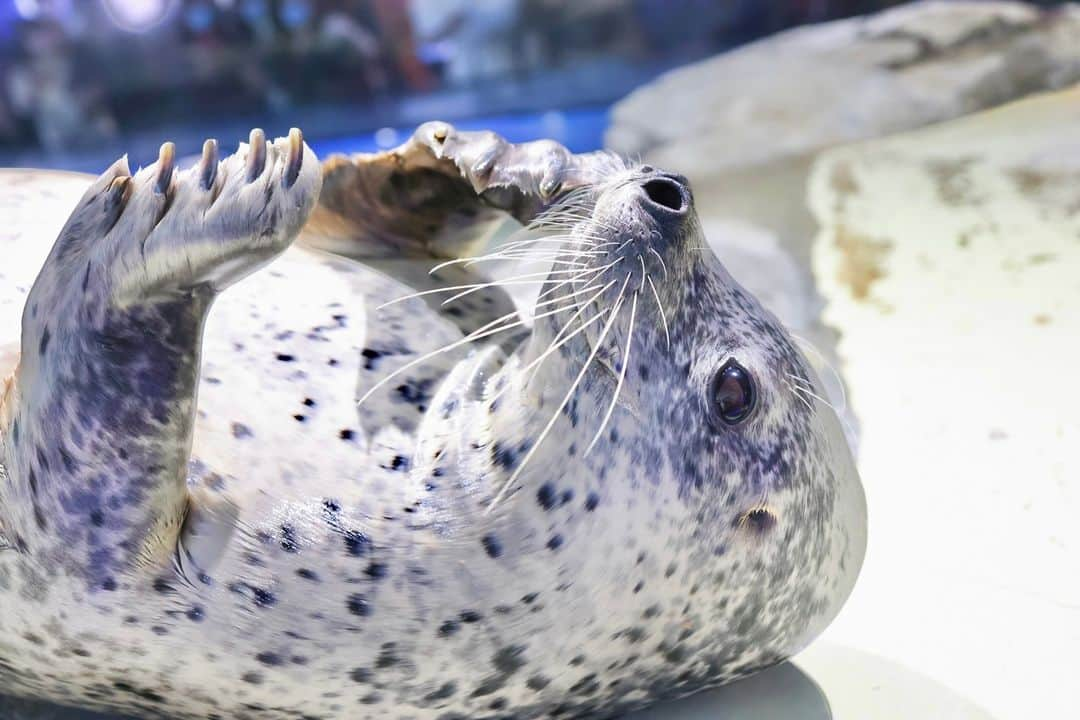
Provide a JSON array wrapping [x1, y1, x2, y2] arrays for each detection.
[[399, 122, 611, 224], [98, 128, 321, 300], [198, 127, 321, 246]]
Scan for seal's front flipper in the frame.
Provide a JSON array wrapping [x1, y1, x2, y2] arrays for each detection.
[[0, 130, 321, 587], [304, 121, 626, 258], [301, 122, 627, 333]]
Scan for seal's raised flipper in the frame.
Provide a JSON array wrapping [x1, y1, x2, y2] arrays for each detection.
[[301, 122, 628, 333], [305, 122, 624, 256], [0, 129, 321, 587]]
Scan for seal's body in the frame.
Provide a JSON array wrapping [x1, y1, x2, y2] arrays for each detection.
[[0, 125, 866, 719]]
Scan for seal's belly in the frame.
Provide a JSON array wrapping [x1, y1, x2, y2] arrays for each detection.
[[189, 244, 465, 509], [0, 444, 856, 720]]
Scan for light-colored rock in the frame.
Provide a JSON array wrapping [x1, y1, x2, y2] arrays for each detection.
[[809, 86, 1080, 720], [608, 1, 1080, 180]]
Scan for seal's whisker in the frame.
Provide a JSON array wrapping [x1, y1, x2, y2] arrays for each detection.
[[586, 290, 637, 456], [501, 277, 620, 399], [440, 262, 620, 306], [495, 239, 596, 254], [464, 248, 605, 265], [785, 380, 815, 413], [359, 293, 595, 408], [485, 273, 632, 515], [530, 261, 618, 304], [786, 375, 859, 443], [533, 209, 618, 236], [787, 374, 839, 414], [790, 333, 847, 413], [648, 248, 669, 279], [378, 267, 602, 310], [646, 274, 671, 350], [427, 240, 585, 274]]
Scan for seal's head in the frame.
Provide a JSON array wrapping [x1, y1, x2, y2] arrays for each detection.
[[501, 162, 867, 669]]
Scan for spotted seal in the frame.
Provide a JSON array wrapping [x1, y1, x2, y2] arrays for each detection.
[[0, 123, 866, 719]]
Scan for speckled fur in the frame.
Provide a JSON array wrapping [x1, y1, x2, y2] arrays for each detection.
[[0, 125, 866, 719]]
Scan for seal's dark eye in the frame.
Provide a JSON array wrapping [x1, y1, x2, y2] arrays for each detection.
[[710, 360, 756, 426]]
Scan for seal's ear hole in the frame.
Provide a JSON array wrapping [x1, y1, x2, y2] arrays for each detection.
[[709, 359, 757, 428], [642, 178, 684, 212], [738, 507, 777, 535]]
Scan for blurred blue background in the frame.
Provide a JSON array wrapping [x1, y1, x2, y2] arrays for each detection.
[[0, 0, 947, 171]]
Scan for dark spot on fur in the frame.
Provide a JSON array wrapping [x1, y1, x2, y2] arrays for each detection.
[[343, 530, 370, 557], [112, 682, 165, 703], [256, 651, 283, 666], [375, 644, 400, 669], [347, 593, 371, 617], [536, 483, 557, 510], [350, 667, 373, 683], [491, 441, 520, 470], [252, 588, 277, 607], [741, 507, 778, 534], [280, 524, 300, 553], [276, 353, 295, 362], [438, 620, 460, 638], [481, 534, 502, 558], [424, 681, 457, 702], [493, 645, 527, 674], [361, 348, 383, 370], [546, 534, 563, 551]]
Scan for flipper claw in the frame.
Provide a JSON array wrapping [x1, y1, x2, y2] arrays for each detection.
[[246, 128, 267, 182], [155, 142, 176, 195], [199, 139, 219, 191], [284, 127, 303, 189]]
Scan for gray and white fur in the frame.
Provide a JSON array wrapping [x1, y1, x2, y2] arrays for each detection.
[[0, 123, 866, 719]]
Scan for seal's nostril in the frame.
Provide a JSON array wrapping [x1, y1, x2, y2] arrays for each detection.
[[642, 178, 684, 213]]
